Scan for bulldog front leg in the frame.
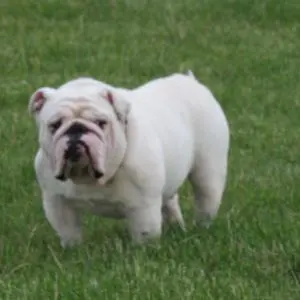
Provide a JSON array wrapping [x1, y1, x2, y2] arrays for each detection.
[[42, 193, 82, 248], [126, 201, 163, 244]]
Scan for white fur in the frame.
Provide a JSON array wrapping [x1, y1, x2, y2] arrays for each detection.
[[31, 72, 230, 247]]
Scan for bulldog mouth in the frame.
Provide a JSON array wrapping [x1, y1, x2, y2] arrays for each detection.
[[55, 162, 103, 182], [54, 140, 103, 181]]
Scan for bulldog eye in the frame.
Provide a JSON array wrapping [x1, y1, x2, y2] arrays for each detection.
[[95, 120, 107, 129], [49, 119, 62, 133]]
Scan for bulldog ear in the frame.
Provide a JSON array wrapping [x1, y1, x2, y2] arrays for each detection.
[[28, 87, 56, 116], [102, 89, 131, 124]]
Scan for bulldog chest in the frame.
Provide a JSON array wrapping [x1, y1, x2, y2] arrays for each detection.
[[64, 184, 127, 219], [71, 198, 126, 219]]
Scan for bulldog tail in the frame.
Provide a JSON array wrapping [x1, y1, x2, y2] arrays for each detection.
[[186, 70, 196, 79]]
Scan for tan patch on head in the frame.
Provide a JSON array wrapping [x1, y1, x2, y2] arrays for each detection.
[[57, 98, 109, 121], [60, 99, 90, 116]]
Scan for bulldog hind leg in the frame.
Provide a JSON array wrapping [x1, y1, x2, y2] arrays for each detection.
[[162, 193, 185, 231], [189, 157, 227, 228]]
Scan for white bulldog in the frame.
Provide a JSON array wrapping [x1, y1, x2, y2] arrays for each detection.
[[28, 71, 230, 247]]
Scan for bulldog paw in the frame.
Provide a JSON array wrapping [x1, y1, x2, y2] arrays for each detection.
[[60, 235, 82, 248], [127, 203, 163, 244]]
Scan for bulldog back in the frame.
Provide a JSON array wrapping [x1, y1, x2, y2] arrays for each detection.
[[125, 73, 229, 199]]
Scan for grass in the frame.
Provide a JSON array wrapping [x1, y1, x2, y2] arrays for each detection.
[[1, 0, 300, 298]]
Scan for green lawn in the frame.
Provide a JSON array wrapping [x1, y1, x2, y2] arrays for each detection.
[[1, 0, 300, 298]]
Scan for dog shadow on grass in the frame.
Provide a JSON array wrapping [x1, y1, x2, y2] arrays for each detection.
[[287, 255, 300, 284], [7, 212, 221, 275]]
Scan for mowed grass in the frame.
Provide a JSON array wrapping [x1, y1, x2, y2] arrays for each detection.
[[1, 0, 300, 298]]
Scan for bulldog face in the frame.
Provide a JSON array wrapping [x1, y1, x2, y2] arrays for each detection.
[[29, 78, 130, 184]]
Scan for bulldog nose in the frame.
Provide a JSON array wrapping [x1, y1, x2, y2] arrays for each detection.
[[65, 122, 89, 136], [64, 143, 81, 162]]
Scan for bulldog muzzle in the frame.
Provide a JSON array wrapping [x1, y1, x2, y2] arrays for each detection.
[[54, 122, 104, 181], [64, 123, 89, 162]]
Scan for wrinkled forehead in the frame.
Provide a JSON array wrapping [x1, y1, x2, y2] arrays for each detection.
[[41, 94, 113, 122]]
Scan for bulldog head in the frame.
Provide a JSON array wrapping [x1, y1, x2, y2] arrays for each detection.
[[28, 78, 130, 185]]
